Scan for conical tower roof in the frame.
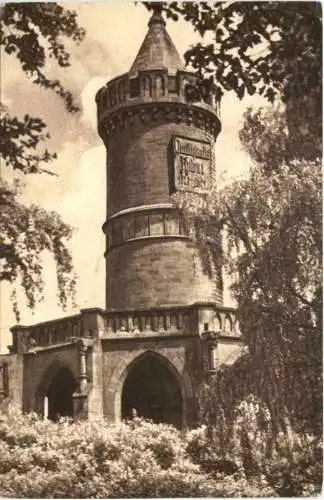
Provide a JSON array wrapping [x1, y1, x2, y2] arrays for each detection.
[[129, 4, 184, 77]]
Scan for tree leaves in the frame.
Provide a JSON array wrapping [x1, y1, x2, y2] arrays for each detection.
[[147, 2, 321, 119], [0, 105, 57, 175], [174, 106, 322, 434], [0, 180, 77, 321], [1, 3, 85, 112], [0, 3, 84, 320]]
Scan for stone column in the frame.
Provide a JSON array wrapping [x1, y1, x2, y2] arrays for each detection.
[[201, 330, 219, 380], [73, 339, 89, 419]]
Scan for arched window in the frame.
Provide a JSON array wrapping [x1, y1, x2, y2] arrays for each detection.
[[143, 75, 152, 98], [224, 315, 232, 332], [118, 80, 127, 102], [134, 215, 149, 238], [214, 314, 221, 331], [156, 75, 165, 97]]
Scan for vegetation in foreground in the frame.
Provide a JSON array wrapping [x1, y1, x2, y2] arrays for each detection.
[[0, 402, 321, 498]]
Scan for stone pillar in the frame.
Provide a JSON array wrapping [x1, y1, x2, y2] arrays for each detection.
[[201, 329, 219, 380], [80, 308, 106, 339], [73, 339, 89, 419]]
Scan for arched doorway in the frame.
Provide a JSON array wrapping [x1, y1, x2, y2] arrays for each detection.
[[121, 353, 183, 427], [45, 367, 77, 421]]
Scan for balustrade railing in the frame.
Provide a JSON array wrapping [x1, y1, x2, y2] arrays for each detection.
[[10, 304, 240, 353], [102, 307, 188, 337], [29, 315, 84, 346], [10, 314, 86, 353], [101, 305, 239, 338]]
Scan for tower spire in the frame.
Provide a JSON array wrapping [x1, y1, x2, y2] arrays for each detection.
[[129, 2, 183, 77]]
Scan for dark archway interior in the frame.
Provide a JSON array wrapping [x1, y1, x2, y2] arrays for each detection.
[[46, 367, 77, 421], [121, 355, 183, 427]]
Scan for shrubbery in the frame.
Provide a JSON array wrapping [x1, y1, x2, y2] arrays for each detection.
[[0, 403, 322, 498]]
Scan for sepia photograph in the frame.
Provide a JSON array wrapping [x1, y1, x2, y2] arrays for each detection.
[[0, 1, 322, 497]]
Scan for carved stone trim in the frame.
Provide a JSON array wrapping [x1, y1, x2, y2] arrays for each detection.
[[106, 203, 175, 223], [99, 102, 220, 141]]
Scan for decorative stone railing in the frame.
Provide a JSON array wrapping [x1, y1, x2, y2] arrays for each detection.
[[102, 307, 189, 337], [101, 304, 240, 339], [10, 313, 86, 354], [9, 303, 240, 353]]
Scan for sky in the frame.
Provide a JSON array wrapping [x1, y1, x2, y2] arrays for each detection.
[[0, 1, 267, 352]]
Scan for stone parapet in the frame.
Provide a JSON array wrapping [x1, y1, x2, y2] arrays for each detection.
[[96, 69, 220, 138], [8, 304, 240, 353], [9, 311, 96, 354]]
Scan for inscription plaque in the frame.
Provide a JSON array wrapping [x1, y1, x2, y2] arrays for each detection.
[[172, 136, 212, 194]]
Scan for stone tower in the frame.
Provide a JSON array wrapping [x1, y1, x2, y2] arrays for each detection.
[[96, 6, 222, 310], [1, 6, 241, 427]]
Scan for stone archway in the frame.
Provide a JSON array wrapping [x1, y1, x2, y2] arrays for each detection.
[[121, 352, 183, 427], [106, 349, 194, 427], [46, 367, 77, 421], [36, 362, 78, 421]]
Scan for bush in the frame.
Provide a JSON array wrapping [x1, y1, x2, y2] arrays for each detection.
[[264, 432, 323, 496], [0, 407, 213, 498], [0, 405, 321, 497], [187, 395, 323, 497]]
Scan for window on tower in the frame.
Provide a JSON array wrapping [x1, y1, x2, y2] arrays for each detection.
[[107, 210, 190, 250], [112, 219, 123, 246], [129, 78, 140, 98], [164, 212, 180, 235], [123, 218, 135, 240], [149, 213, 164, 235], [134, 215, 149, 238]]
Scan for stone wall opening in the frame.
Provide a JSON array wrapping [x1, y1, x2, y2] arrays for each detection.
[[46, 367, 77, 421], [121, 353, 182, 427]]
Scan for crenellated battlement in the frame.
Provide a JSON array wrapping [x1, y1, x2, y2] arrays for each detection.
[[96, 69, 220, 140]]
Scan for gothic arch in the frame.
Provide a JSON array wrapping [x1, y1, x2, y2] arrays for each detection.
[[107, 349, 193, 427], [214, 313, 222, 331], [224, 314, 232, 332], [142, 75, 152, 98], [155, 75, 165, 97], [35, 360, 78, 420]]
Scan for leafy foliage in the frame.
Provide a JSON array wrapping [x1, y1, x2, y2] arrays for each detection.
[[145, 2, 322, 160], [224, 109, 321, 434], [1, 3, 85, 111], [0, 104, 57, 175], [175, 105, 322, 435], [0, 405, 322, 497], [147, 2, 321, 103], [0, 180, 76, 321], [187, 396, 322, 497], [0, 3, 85, 319]]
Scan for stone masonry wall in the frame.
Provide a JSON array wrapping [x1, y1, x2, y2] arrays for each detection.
[[106, 120, 215, 216], [107, 239, 222, 309]]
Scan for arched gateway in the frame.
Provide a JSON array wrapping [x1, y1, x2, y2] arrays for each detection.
[[36, 362, 78, 421], [46, 367, 77, 421], [121, 352, 182, 427]]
